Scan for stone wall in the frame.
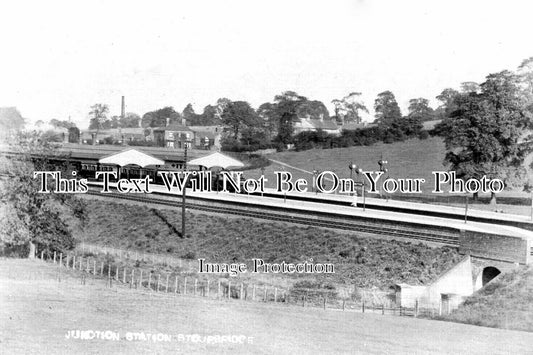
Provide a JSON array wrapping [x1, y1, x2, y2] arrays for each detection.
[[458, 230, 529, 264]]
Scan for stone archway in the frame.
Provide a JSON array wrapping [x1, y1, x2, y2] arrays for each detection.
[[481, 266, 501, 286]]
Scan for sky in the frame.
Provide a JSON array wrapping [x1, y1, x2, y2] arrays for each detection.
[[1, 0, 532, 128]]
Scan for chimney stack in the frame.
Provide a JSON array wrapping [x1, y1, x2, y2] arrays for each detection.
[[121, 96, 125, 119]]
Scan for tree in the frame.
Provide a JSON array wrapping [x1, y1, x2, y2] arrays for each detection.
[[88, 103, 110, 143], [221, 101, 258, 139], [257, 102, 277, 140], [297, 100, 330, 121], [273, 91, 307, 146], [436, 88, 461, 118], [119, 112, 141, 128], [182, 103, 198, 124], [374, 91, 402, 126], [49, 119, 76, 129], [331, 99, 345, 124], [434, 70, 532, 202], [408, 98, 435, 122], [88, 104, 109, 129], [215, 98, 232, 120], [104, 116, 120, 129], [0, 107, 25, 132], [141, 107, 180, 128], [460, 81, 480, 93], [0, 132, 80, 257], [188, 105, 219, 126], [340, 92, 368, 124]]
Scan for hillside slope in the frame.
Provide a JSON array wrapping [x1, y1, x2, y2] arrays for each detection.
[[244, 137, 531, 199], [441, 265, 533, 332], [79, 199, 461, 290]]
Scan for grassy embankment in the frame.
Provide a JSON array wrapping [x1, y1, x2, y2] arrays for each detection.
[[243, 137, 533, 214], [79, 199, 461, 294], [438, 264, 533, 332]]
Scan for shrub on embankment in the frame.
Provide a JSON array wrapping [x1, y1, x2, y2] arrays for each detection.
[[437, 265, 533, 332], [80, 199, 461, 290]]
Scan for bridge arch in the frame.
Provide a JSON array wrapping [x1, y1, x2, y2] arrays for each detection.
[[481, 266, 501, 286]]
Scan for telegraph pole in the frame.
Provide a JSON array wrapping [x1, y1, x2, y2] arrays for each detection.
[[182, 139, 190, 238]]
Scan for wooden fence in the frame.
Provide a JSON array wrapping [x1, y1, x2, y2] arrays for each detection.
[[36, 249, 449, 317]]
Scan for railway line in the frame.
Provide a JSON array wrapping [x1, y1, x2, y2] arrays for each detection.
[[86, 186, 460, 247], [253, 190, 533, 231]]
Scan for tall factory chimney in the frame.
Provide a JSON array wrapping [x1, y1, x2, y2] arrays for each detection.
[[121, 96, 125, 119]]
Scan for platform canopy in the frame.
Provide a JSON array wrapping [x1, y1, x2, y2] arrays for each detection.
[[187, 151, 244, 169], [99, 149, 164, 167]]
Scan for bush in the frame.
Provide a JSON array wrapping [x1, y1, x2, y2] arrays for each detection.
[[418, 130, 430, 140], [182, 251, 196, 260], [290, 280, 338, 300], [128, 140, 157, 147]]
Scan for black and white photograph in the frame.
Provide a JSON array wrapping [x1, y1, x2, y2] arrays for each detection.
[[1, 0, 533, 354]]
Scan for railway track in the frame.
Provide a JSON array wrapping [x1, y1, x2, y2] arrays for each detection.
[[86, 188, 460, 247]]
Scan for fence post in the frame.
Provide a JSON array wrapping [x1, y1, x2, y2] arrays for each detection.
[[93, 260, 96, 275], [86, 258, 90, 273], [139, 270, 143, 288], [194, 279, 198, 295], [72, 255, 76, 269], [131, 269, 135, 287], [41, 250, 44, 260], [303, 295, 306, 307], [184, 277, 187, 295], [53, 251, 56, 263], [148, 273, 152, 291], [123, 268, 127, 283], [323, 297, 327, 310], [382, 304, 385, 315], [59, 253, 63, 267], [157, 274, 161, 292], [166, 275, 169, 293], [415, 299, 419, 318], [228, 281, 231, 299], [174, 276, 179, 294], [342, 300, 345, 311], [362, 301, 365, 313], [115, 265, 119, 281]]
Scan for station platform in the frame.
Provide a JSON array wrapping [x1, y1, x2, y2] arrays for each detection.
[[143, 185, 533, 241], [258, 187, 533, 225]]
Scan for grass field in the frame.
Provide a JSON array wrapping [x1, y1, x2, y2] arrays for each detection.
[[78, 198, 461, 293], [1, 258, 532, 355], [243, 137, 533, 206]]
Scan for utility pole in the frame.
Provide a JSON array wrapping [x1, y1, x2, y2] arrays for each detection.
[[182, 140, 190, 238]]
